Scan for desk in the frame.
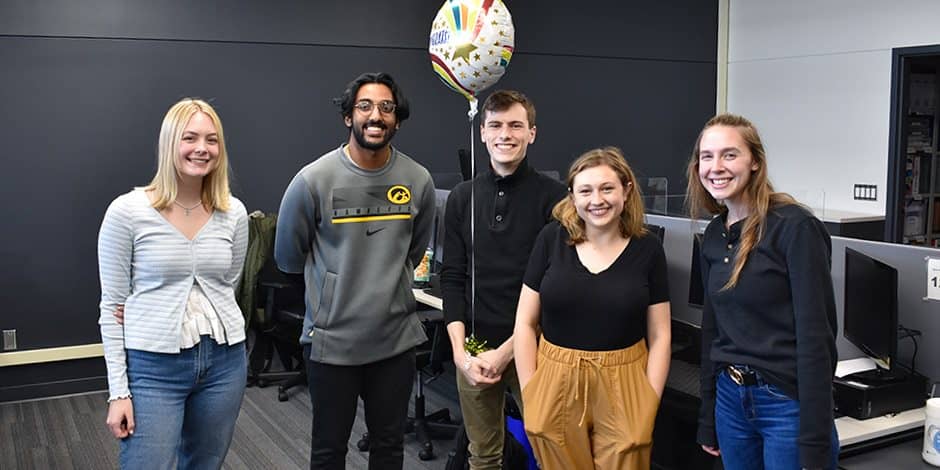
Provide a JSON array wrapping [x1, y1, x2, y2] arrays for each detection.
[[414, 288, 442, 310], [837, 407, 925, 448], [811, 208, 885, 224], [809, 207, 885, 241], [840, 435, 935, 469]]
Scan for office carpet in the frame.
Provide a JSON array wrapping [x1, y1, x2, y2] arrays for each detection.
[[0, 368, 462, 470]]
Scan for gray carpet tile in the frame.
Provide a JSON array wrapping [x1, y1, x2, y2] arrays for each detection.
[[0, 368, 463, 470]]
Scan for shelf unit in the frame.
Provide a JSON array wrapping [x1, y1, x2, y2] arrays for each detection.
[[897, 58, 940, 247]]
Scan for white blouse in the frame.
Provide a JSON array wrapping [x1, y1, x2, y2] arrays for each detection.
[[179, 282, 228, 349]]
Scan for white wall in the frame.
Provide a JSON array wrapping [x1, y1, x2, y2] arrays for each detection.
[[726, 0, 940, 214]]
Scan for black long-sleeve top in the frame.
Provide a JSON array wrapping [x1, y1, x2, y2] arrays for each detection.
[[696, 204, 838, 469], [440, 158, 567, 346]]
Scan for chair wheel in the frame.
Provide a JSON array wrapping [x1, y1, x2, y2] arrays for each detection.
[[277, 390, 288, 402], [419, 445, 434, 461], [356, 434, 370, 451], [257, 378, 269, 388]]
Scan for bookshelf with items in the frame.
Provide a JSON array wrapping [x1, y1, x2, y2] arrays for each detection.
[[902, 71, 940, 247]]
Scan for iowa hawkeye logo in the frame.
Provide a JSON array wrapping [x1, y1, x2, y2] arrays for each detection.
[[386, 185, 411, 204], [331, 184, 413, 224]]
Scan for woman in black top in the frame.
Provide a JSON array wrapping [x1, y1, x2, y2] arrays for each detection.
[[514, 147, 671, 469], [688, 114, 839, 470]]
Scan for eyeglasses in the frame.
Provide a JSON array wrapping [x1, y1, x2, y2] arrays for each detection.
[[354, 100, 397, 114]]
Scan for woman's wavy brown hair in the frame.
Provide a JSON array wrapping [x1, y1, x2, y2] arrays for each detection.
[[553, 146, 647, 245], [685, 114, 797, 289]]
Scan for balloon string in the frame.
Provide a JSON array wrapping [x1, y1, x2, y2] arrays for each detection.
[[468, 104, 476, 338]]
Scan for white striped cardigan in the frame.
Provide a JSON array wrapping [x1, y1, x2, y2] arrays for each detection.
[[97, 189, 249, 400]]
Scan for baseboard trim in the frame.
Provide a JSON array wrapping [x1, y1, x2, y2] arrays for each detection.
[[0, 376, 108, 403], [0, 343, 104, 367], [0, 387, 107, 405]]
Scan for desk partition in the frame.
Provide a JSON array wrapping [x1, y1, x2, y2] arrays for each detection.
[[646, 213, 940, 383]]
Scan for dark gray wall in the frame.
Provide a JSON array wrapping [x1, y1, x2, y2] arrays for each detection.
[[0, 0, 717, 397]]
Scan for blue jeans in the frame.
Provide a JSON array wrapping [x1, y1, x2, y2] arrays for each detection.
[[120, 338, 246, 470], [715, 369, 839, 470]]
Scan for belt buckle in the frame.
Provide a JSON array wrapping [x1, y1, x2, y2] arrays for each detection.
[[728, 366, 746, 386]]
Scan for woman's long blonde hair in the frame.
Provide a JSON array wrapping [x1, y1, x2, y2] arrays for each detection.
[[144, 98, 231, 211], [553, 146, 647, 244], [685, 114, 796, 289]]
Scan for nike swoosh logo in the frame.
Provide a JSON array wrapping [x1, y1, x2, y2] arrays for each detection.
[[366, 227, 386, 236]]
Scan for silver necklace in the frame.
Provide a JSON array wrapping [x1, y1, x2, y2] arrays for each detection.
[[173, 199, 202, 216]]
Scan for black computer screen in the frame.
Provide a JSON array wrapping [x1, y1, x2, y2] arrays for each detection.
[[843, 247, 898, 371], [688, 234, 705, 308], [431, 189, 450, 273]]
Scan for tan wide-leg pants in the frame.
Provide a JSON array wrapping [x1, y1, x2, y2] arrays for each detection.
[[521, 337, 660, 470]]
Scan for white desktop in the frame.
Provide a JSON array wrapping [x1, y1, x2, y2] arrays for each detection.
[[414, 288, 442, 311]]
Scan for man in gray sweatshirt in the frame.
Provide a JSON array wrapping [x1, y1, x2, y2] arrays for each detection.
[[275, 72, 435, 470]]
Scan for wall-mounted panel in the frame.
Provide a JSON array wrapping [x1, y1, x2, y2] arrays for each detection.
[[0, 0, 718, 398], [1, 1, 717, 62], [0, 34, 715, 353]]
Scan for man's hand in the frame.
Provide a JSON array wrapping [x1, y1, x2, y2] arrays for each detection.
[[475, 346, 512, 379], [454, 353, 501, 388], [113, 304, 125, 325], [106, 397, 135, 438]]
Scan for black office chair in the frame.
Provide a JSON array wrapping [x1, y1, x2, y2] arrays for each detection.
[[645, 223, 665, 242], [357, 308, 461, 460], [246, 253, 307, 402]]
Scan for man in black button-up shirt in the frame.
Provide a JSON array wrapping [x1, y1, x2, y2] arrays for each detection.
[[440, 90, 566, 469]]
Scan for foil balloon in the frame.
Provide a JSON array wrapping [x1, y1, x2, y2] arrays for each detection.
[[429, 0, 514, 118]]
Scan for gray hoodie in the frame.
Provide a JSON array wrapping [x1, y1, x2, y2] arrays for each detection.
[[275, 145, 435, 365]]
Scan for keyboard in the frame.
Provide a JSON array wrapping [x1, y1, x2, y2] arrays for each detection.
[[667, 359, 702, 398]]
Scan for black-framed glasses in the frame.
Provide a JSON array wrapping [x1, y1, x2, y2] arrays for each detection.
[[354, 100, 396, 114]]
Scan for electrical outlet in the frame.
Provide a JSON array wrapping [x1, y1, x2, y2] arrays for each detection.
[[853, 184, 877, 201], [2, 329, 16, 351]]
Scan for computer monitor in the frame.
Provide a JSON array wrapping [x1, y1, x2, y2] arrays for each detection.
[[430, 189, 450, 273], [415, 189, 449, 291], [843, 247, 899, 374], [688, 234, 705, 308]]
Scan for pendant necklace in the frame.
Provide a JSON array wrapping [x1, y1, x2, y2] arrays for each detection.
[[173, 200, 202, 216]]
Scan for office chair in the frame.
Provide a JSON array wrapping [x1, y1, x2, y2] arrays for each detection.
[[645, 223, 665, 242], [246, 245, 307, 402], [357, 308, 461, 460]]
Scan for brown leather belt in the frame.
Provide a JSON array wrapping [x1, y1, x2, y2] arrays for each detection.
[[726, 365, 759, 386]]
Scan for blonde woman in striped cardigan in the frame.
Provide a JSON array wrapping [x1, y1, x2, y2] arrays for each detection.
[[97, 98, 248, 470]]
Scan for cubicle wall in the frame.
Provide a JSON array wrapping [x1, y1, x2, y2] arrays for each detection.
[[647, 214, 940, 382]]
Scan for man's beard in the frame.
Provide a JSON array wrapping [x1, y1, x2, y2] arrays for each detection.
[[351, 119, 397, 151]]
